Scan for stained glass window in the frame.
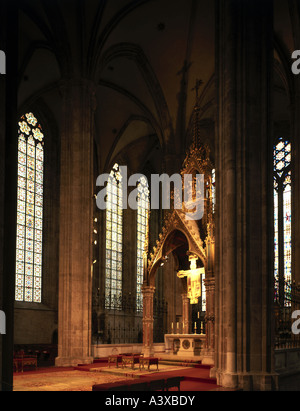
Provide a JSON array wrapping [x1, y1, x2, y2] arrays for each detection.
[[274, 138, 292, 307], [15, 113, 44, 303], [105, 164, 123, 310], [136, 177, 150, 313]]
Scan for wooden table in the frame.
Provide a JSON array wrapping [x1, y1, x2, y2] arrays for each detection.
[[139, 357, 159, 372], [108, 355, 123, 368], [122, 355, 141, 370]]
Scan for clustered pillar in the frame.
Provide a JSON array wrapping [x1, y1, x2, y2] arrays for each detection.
[[56, 80, 96, 367], [181, 294, 190, 335], [213, 0, 278, 391], [203, 278, 215, 365], [142, 285, 156, 358]]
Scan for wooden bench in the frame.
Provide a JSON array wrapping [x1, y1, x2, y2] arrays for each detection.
[[92, 381, 131, 391], [139, 357, 159, 372], [92, 376, 184, 392], [164, 376, 183, 391], [146, 378, 165, 391], [142, 376, 184, 391]]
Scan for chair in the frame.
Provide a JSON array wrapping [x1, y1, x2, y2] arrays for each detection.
[[13, 352, 38, 373]]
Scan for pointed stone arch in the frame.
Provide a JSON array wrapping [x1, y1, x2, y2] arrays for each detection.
[[147, 209, 207, 287]]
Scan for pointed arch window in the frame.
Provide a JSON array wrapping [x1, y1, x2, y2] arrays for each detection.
[[15, 113, 44, 303], [105, 164, 123, 310], [136, 177, 150, 313], [274, 137, 292, 307]]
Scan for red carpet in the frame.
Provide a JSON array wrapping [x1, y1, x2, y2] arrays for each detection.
[[139, 366, 218, 387], [74, 362, 109, 372], [76, 359, 220, 391], [13, 367, 75, 376]]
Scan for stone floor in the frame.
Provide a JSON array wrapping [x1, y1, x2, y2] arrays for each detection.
[[15, 364, 297, 391], [13, 370, 132, 392], [13, 362, 219, 392]]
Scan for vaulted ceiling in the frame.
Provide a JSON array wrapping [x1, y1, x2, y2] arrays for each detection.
[[18, 0, 298, 175]]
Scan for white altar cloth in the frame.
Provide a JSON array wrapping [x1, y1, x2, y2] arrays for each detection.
[[164, 334, 206, 358]]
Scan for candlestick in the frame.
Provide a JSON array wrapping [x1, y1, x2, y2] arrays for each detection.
[[194, 322, 197, 335]]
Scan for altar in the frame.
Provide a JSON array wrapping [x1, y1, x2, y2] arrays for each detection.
[[164, 334, 206, 358]]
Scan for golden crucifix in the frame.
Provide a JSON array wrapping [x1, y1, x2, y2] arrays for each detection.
[[177, 256, 205, 305]]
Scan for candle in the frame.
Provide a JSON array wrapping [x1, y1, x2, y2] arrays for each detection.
[[198, 312, 200, 319]]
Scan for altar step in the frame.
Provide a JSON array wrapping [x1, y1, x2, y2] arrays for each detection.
[[156, 355, 200, 368], [84, 356, 213, 372], [91, 357, 200, 368], [159, 360, 212, 369], [93, 358, 108, 364], [158, 360, 199, 368]]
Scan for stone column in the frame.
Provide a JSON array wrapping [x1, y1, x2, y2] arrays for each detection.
[[290, 0, 300, 292], [205, 278, 215, 349], [214, 0, 277, 390], [203, 278, 215, 366], [142, 285, 155, 357], [181, 294, 190, 334], [55, 80, 96, 367]]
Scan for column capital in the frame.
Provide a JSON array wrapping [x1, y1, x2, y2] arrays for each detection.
[[142, 285, 156, 296], [204, 277, 215, 291], [59, 78, 97, 112]]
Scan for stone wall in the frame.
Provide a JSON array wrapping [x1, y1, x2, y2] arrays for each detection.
[[275, 349, 300, 377], [92, 343, 165, 359], [14, 308, 57, 345]]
